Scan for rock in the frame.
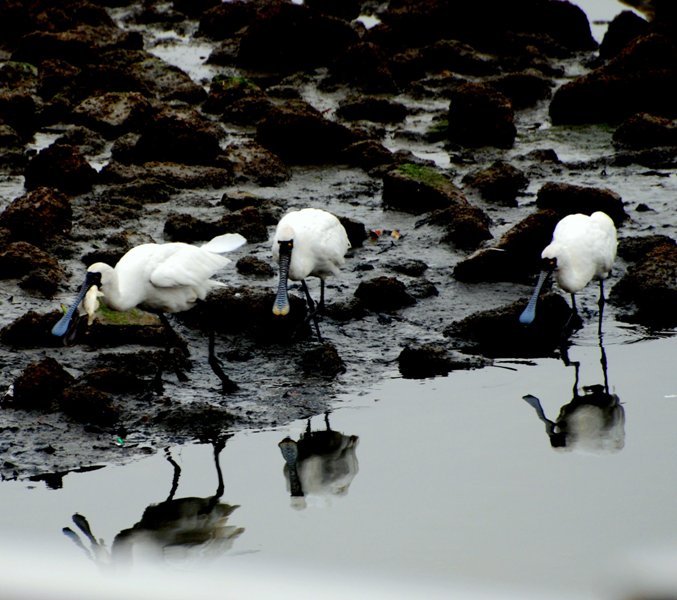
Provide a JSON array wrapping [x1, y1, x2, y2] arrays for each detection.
[[256, 101, 358, 164], [236, 256, 275, 279], [11, 25, 142, 66], [368, 1, 595, 56], [54, 126, 107, 155], [398, 343, 483, 378], [237, 3, 358, 73], [487, 72, 554, 110], [182, 286, 311, 343], [599, 10, 649, 61], [338, 216, 368, 248], [419, 40, 500, 78], [0, 91, 39, 141], [387, 259, 428, 277], [462, 160, 529, 206], [173, 0, 221, 19], [100, 160, 233, 189], [59, 383, 120, 427], [23, 144, 98, 194], [550, 34, 677, 125], [536, 182, 628, 226], [382, 163, 467, 214], [613, 112, 677, 149], [329, 42, 399, 93], [164, 207, 269, 245], [11, 358, 75, 411], [336, 97, 408, 124], [72, 91, 155, 139], [76, 307, 167, 348], [444, 295, 574, 358], [610, 236, 677, 328], [300, 342, 345, 378], [82, 366, 148, 395], [197, 1, 259, 40], [0, 187, 72, 244], [132, 108, 224, 166], [223, 140, 291, 186], [0, 310, 63, 348], [203, 75, 265, 111], [454, 209, 561, 283], [448, 82, 516, 149], [342, 139, 398, 173], [0, 241, 65, 296], [304, 0, 361, 21], [354, 276, 416, 311], [418, 202, 493, 250]]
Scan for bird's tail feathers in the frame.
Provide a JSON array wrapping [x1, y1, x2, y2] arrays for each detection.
[[201, 233, 246, 254]]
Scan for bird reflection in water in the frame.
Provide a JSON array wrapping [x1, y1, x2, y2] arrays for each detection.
[[278, 412, 359, 509], [63, 437, 244, 570], [523, 339, 624, 453]]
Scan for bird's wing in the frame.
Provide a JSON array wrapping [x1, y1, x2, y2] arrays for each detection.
[[201, 233, 246, 254], [149, 245, 232, 289]]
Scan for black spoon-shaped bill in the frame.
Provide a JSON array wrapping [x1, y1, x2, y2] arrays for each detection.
[[52, 271, 101, 337]]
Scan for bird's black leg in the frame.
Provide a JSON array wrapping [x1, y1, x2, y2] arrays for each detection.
[[301, 279, 323, 341], [208, 327, 238, 394], [319, 279, 326, 313], [156, 313, 189, 389], [597, 279, 606, 337]]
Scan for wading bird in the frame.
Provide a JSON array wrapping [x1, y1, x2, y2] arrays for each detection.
[[272, 208, 350, 340], [52, 233, 246, 393], [519, 211, 617, 330]]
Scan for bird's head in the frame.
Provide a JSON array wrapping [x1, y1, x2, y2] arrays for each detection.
[[540, 256, 557, 273]]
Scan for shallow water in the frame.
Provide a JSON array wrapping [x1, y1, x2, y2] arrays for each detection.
[[1, 324, 676, 598]]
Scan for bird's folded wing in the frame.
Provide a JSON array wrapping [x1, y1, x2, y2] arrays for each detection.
[[150, 248, 232, 288]]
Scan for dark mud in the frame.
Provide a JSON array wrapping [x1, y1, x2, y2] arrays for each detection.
[[1, 0, 676, 484]]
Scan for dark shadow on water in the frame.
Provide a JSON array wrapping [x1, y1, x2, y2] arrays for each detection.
[[63, 436, 244, 570], [278, 412, 359, 509]]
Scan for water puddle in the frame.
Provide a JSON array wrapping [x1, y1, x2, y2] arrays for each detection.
[[2, 327, 675, 598]]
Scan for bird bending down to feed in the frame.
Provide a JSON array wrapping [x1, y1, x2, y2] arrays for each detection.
[[519, 211, 617, 330], [272, 208, 350, 340], [51, 232, 246, 393]]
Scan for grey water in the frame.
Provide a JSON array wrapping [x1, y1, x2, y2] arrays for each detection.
[[1, 323, 676, 598]]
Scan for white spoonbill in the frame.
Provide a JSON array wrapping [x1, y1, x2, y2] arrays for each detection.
[[272, 208, 350, 339], [52, 232, 246, 393], [519, 211, 617, 326]]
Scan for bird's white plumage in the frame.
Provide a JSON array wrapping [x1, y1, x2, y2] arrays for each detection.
[[88, 234, 246, 314], [542, 211, 617, 293], [272, 208, 350, 281]]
